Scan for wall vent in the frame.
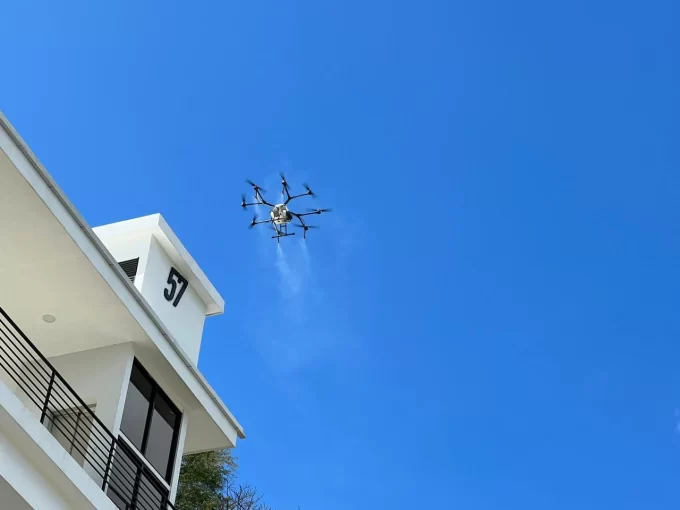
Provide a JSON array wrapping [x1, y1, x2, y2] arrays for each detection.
[[118, 258, 139, 283]]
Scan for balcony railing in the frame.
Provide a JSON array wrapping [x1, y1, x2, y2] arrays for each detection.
[[0, 307, 176, 510]]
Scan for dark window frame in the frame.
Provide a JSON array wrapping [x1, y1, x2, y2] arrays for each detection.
[[121, 359, 182, 482]]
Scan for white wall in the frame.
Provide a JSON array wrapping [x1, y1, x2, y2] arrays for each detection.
[[97, 233, 152, 292], [168, 414, 188, 501], [11, 345, 132, 428], [0, 477, 34, 510], [48, 343, 134, 434], [0, 430, 74, 510], [0, 376, 117, 510], [95, 230, 208, 364], [0, 366, 18, 394], [47, 344, 135, 485], [140, 236, 207, 363]]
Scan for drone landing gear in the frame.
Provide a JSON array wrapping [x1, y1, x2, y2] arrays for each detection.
[[272, 223, 296, 243], [272, 232, 296, 243]]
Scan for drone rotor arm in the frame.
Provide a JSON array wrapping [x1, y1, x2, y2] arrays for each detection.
[[294, 209, 330, 217], [285, 193, 311, 205], [254, 189, 274, 207], [293, 212, 306, 224], [279, 172, 292, 201], [249, 218, 273, 229]]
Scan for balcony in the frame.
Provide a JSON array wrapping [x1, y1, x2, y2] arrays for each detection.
[[0, 306, 176, 510]]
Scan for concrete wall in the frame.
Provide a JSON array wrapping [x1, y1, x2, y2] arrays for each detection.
[[0, 431, 74, 510], [0, 375, 117, 510], [8, 343, 133, 488], [47, 344, 134, 485], [141, 236, 206, 363], [168, 414, 188, 501], [0, 365, 18, 394], [0, 477, 34, 510], [48, 343, 134, 435], [95, 230, 208, 365], [96, 233, 152, 292], [9, 344, 133, 435]]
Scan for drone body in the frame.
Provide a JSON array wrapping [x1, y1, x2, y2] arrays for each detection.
[[241, 174, 331, 242], [271, 204, 293, 225]]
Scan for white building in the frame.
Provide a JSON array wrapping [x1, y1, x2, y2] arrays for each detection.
[[0, 112, 245, 509]]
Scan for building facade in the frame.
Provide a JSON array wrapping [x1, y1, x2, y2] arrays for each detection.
[[0, 112, 244, 509]]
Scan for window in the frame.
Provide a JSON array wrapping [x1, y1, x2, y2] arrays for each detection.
[[119, 360, 181, 481], [46, 405, 96, 467], [120, 364, 153, 450]]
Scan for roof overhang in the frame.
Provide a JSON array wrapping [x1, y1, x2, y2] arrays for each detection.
[[0, 111, 245, 449]]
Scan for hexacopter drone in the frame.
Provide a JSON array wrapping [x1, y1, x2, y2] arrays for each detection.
[[241, 173, 331, 242]]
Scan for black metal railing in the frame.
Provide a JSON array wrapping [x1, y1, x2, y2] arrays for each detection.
[[0, 307, 177, 510]]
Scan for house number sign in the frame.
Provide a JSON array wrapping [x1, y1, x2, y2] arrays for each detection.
[[164, 267, 188, 307]]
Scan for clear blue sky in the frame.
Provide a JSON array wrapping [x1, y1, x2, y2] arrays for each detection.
[[1, 1, 679, 508]]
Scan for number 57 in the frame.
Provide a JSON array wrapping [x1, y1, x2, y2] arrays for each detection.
[[164, 267, 188, 307]]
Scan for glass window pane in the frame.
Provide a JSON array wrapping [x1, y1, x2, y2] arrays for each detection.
[[130, 364, 153, 400], [145, 394, 178, 479], [120, 366, 152, 450]]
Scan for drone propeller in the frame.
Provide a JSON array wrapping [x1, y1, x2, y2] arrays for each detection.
[[248, 214, 258, 229], [305, 207, 332, 214], [246, 179, 266, 192], [279, 172, 289, 188], [241, 193, 247, 208], [294, 223, 319, 239], [302, 182, 316, 197], [293, 223, 320, 230]]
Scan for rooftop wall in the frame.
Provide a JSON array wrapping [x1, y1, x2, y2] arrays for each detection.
[[93, 215, 222, 365]]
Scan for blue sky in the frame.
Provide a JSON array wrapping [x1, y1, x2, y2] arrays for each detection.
[[1, 0, 679, 508]]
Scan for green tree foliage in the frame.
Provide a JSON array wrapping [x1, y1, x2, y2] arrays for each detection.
[[176, 449, 272, 510]]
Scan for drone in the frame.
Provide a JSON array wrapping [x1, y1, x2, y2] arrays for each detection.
[[241, 173, 331, 242]]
